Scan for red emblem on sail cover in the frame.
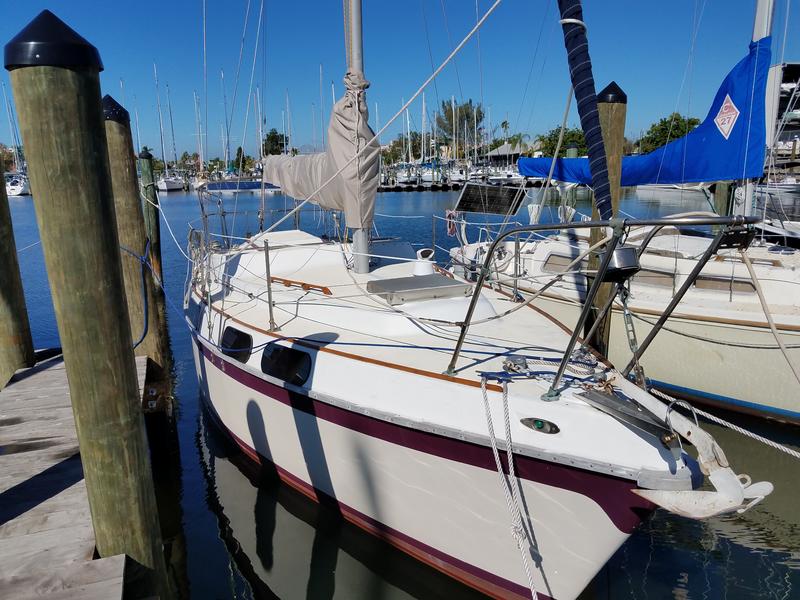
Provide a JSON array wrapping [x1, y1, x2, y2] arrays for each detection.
[[714, 94, 739, 140]]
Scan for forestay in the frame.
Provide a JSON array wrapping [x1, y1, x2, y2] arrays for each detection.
[[262, 72, 380, 229], [519, 37, 772, 185]]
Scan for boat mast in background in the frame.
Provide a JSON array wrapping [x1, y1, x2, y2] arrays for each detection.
[[1, 83, 22, 172], [153, 63, 169, 174], [166, 83, 179, 171]]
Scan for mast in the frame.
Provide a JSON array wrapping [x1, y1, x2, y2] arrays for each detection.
[[221, 69, 230, 167], [319, 64, 325, 148], [153, 64, 168, 177], [406, 109, 412, 162], [473, 104, 478, 164], [740, 0, 775, 216], [345, 0, 369, 274], [1, 83, 21, 171], [752, 0, 774, 41], [133, 95, 142, 153], [285, 90, 292, 154], [422, 92, 426, 163], [312, 102, 317, 152], [464, 119, 467, 166], [281, 110, 287, 155], [256, 87, 263, 164], [166, 83, 178, 170], [193, 90, 202, 170], [451, 96, 457, 161]]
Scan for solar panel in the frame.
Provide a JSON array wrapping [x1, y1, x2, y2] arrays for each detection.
[[454, 182, 526, 215]]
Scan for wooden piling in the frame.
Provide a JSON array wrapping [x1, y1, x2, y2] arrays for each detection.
[[138, 149, 163, 282], [5, 10, 167, 595], [0, 181, 34, 387], [586, 82, 627, 356], [714, 181, 731, 218], [103, 95, 169, 372]]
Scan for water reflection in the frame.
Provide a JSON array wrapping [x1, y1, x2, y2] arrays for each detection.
[[197, 408, 486, 600]]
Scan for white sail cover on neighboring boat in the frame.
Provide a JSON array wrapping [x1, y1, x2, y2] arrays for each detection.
[[263, 72, 380, 229]]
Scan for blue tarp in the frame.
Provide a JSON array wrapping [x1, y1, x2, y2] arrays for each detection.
[[518, 36, 772, 186]]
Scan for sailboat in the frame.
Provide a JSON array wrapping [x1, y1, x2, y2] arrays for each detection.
[[2, 83, 30, 196], [456, 0, 800, 424], [186, 2, 774, 599], [153, 67, 184, 192]]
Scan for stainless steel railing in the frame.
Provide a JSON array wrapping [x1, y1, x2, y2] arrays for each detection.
[[443, 215, 759, 399]]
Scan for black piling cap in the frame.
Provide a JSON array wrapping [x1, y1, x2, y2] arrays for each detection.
[[139, 149, 153, 160], [102, 95, 129, 124], [4, 10, 103, 72], [597, 81, 627, 105]]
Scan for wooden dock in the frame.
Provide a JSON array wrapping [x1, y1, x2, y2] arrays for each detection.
[[0, 353, 147, 599]]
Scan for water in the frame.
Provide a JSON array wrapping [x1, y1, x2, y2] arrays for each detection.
[[8, 187, 800, 599]]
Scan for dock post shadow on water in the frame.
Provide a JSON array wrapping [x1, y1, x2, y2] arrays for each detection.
[[0, 178, 34, 386], [4, 9, 168, 597]]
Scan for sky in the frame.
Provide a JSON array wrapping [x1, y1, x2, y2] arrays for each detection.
[[0, 0, 796, 162]]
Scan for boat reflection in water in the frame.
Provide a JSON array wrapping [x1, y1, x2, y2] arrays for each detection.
[[199, 405, 799, 599], [197, 408, 486, 600]]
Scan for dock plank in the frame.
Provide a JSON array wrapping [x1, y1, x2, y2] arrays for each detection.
[[0, 354, 146, 598]]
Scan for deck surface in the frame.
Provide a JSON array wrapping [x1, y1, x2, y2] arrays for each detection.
[[0, 354, 147, 599]]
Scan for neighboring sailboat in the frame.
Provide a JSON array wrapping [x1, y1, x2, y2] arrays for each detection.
[[456, 0, 800, 424], [4, 172, 30, 196], [2, 82, 29, 196], [186, 2, 774, 599], [153, 65, 183, 192]]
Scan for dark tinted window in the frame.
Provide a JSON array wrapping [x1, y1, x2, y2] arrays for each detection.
[[261, 344, 312, 385], [221, 326, 253, 363]]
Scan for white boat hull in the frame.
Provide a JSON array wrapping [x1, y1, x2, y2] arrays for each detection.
[[528, 291, 800, 424], [157, 176, 184, 191], [191, 335, 646, 600]]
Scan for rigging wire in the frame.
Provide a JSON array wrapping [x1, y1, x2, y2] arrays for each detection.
[[513, 1, 551, 136], [226, 0, 253, 153], [438, 0, 463, 99], [231, 0, 265, 238]]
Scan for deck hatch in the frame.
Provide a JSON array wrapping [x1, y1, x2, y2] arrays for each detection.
[[366, 273, 473, 305]]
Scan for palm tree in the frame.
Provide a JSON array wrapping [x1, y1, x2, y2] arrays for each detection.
[[500, 120, 510, 144]]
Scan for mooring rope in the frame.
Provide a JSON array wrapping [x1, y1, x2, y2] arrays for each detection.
[[480, 377, 539, 599], [649, 387, 800, 461]]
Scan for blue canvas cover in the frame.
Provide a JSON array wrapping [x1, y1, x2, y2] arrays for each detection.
[[518, 37, 772, 186]]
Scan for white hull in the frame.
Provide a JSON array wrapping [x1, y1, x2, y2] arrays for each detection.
[[530, 291, 800, 422], [157, 176, 184, 191], [191, 335, 636, 600], [185, 228, 768, 599], [5, 174, 30, 196]]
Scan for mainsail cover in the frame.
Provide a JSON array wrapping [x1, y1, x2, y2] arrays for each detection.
[[263, 72, 380, 229], [518, 36, 772, 186]]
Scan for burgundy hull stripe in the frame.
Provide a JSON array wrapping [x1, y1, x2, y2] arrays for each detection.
[[203, 403, 541, 600], [198, 338, 651, 534]]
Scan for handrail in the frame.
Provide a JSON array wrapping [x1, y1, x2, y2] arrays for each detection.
[[443, 215, 759, 378]]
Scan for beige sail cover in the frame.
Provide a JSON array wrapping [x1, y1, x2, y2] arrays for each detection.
[[263, 72, 380, 229]]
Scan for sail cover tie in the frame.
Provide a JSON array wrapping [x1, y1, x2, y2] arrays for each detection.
[[263, 70, 380, 230], [519, 36, 772, 187]]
